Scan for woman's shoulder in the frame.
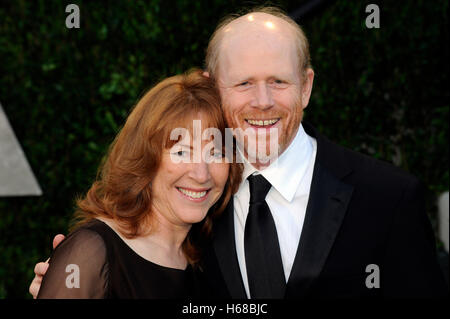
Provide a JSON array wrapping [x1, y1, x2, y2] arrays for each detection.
[[56, 219, 109, 258], [71, 217, 121, 238], [38, 219, 110, 299], [72, 218, 109, 236], [66, 218, 129, 255]]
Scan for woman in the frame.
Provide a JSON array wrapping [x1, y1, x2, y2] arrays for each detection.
[[37, 69, 242, 298]]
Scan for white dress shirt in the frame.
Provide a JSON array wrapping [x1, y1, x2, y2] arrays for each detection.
[[233, 123, 317, 298]]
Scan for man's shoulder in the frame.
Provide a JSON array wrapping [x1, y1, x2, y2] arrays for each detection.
[[328, 139, 421, 191], [304, 122, 421, 195]]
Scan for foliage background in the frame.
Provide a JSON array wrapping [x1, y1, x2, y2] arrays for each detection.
[[0, 0, 448, 298]]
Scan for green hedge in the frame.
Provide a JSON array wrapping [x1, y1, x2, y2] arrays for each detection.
[[0, 0, 448, 298]]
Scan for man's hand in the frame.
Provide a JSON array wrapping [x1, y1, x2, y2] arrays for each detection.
[[29, 234, 65, 299]]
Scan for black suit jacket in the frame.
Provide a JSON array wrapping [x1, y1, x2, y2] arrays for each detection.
[[198, 122, 448, 298]]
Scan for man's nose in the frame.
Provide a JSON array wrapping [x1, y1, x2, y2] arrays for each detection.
[[252, 83, 274, 110], [189, 160, 211, 184]]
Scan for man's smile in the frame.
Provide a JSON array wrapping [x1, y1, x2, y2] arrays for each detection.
[[245, 118, 280, 128]]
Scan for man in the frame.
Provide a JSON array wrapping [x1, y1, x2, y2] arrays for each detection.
[[30, 7, 447, 298]]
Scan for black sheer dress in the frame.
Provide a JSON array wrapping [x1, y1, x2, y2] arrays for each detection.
[[37, 219, 204, 299]]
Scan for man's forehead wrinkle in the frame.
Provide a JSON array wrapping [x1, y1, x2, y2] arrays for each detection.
[[220, 25, 294, 62], [220, 36, 297, 78], [222, 34, 280, 60]]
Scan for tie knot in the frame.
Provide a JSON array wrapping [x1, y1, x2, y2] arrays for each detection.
[[248, 174, 272, 203]]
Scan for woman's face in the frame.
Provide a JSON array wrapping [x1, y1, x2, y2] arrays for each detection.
[[150, 125, 229, 228]]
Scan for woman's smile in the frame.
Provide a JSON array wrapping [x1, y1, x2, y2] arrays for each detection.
[[176, 187, 211, 202]]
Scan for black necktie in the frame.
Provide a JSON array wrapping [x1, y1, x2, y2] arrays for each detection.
[[244, 174, 286, 298]]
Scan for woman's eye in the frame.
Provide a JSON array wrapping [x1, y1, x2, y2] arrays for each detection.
[[173, 150, 188, 156], [209, 148, 223, 158]]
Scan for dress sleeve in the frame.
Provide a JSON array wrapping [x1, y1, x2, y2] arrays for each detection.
[[37, 227, 109, 299]]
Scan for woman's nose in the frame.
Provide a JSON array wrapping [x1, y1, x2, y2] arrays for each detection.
[[189, 161, 211, 184]]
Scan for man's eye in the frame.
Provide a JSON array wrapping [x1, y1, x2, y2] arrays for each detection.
[[237, 81, 249, 86], [272, 79, 288, 88]]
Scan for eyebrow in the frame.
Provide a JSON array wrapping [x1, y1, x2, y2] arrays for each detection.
[[174, 144, 193, 150], [233, 74, 291, 83], [232, 76, 253, 83]]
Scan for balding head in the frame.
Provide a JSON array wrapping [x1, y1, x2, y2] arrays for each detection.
[[205, 7, 311, 81]]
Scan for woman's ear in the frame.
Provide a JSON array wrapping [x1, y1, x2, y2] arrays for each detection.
[[202, 71, 210, 78]]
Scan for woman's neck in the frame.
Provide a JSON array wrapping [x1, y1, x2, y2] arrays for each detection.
[[145, 211, 191, 254], [96, 214, 191, 270]]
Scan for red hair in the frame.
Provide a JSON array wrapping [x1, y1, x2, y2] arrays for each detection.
[[71, 69, 242, 265]]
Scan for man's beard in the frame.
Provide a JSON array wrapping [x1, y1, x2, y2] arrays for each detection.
[[222, 98, 304, 167]]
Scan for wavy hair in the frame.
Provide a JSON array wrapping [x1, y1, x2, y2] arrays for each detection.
[[71, 69, 242, 266]]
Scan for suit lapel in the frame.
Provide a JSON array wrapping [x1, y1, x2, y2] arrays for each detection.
[[286, 122, 354, 298], [213, 199, 247, 298], [286, 162, 354, 297]]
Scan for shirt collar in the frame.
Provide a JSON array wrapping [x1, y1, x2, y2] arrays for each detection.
[[238, 123, 314, 202]]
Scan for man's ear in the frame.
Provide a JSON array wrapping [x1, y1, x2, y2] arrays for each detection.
[[202, 71, 210, 78], [301, 68, 314, 109]]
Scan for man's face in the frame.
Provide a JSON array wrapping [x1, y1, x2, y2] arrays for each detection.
[[215, 16, 313, 166]]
